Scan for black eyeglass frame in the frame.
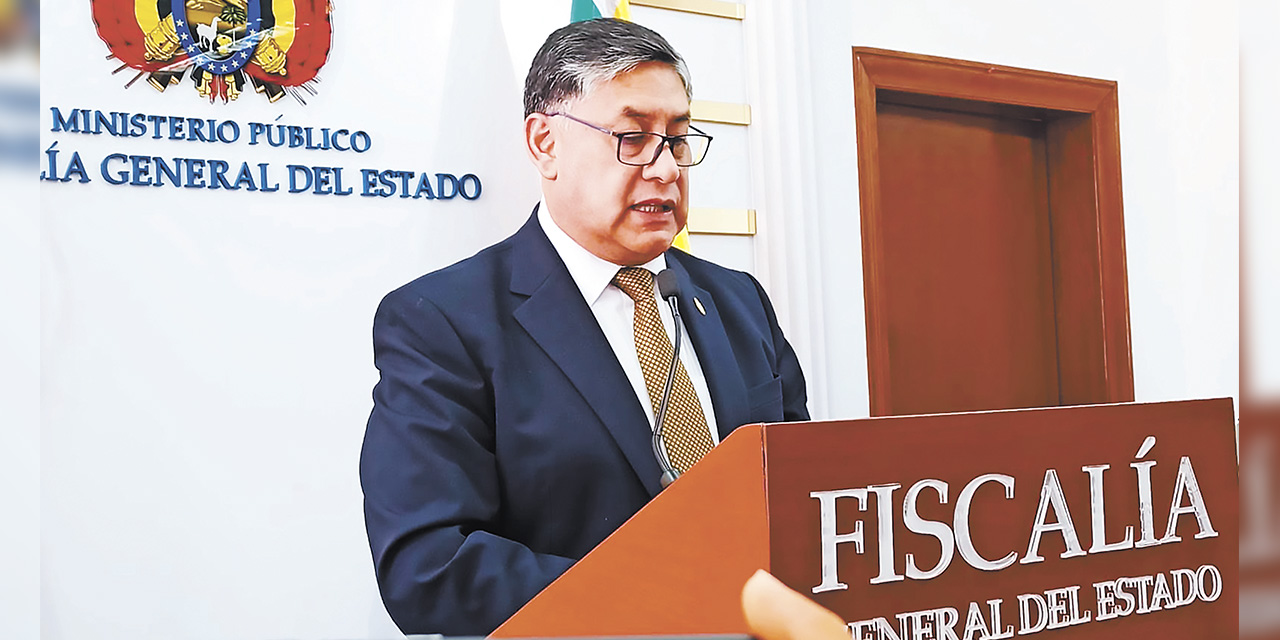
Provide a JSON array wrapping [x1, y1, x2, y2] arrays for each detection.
[[545, 112, 714, 167]]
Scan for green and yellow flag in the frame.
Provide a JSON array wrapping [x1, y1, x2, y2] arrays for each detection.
[[570, 0, 631, 21]]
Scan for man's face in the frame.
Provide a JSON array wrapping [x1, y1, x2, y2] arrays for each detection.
[[541, 62, 691, 266]]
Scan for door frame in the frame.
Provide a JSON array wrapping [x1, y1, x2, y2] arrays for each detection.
[[852, 47, 1134, 416]]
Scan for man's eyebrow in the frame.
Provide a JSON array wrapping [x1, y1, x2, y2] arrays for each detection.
[[620, 107, 692, 123]]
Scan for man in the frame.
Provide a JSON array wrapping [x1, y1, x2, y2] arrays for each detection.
[[361, 18, 808, 636]]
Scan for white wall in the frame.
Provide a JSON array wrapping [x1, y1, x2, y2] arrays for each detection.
[[1242, 0, 1278, 402], [0, 48, 41, 640], [30, 2, 1240, 640]]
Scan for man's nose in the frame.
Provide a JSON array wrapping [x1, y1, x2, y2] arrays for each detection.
[[643, 140, 681, 183]]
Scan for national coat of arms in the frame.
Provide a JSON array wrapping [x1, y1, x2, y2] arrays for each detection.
[[91, 0, 333, 104]]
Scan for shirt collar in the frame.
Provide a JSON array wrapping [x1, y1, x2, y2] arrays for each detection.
[[538, 199, 668, 305]]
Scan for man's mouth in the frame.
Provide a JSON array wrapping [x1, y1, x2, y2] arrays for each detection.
[[631, 200, 674, 213]]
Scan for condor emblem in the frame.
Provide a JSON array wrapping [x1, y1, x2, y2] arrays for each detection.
[[91, 0, 333, 104]]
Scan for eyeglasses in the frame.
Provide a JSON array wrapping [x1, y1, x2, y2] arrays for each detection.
[[546, 112, 713, 167]]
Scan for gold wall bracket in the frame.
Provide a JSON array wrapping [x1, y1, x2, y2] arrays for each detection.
[[630, 0, 745, 20], [687, 208, 756, 236]]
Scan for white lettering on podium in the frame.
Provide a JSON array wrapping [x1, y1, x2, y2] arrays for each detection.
[[810, 487, 868, 593], [809, 437, 1218, 590]]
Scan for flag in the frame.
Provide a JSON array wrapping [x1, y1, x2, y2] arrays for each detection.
[[670, 227, 691, 252], [569, 0, 601, 22], [613, 0, 631, 20], [570, 0, 632, 23]]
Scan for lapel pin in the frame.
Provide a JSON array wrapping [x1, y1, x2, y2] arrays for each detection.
[[693, 297, 706, 316]]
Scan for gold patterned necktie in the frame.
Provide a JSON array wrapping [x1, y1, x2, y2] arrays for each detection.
[[613, 267, 714, 475]]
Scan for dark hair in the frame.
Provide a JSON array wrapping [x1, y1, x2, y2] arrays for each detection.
[[523, 18, 692, 118]]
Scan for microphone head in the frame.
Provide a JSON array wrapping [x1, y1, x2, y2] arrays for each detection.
[[655, 269, 681, 300]]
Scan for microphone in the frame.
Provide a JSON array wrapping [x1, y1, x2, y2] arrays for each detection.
[[652, 269, 683, 488]]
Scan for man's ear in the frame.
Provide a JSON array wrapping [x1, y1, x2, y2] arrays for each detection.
[[525, 113, 558, 180]]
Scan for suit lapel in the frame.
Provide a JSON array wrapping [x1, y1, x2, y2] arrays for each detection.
[[508, 212, 665, 497], [665, 252, 749, 441]]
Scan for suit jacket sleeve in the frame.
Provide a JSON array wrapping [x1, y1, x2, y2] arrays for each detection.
[[751, 272, 810, 423], [360, 288, 575, 636]]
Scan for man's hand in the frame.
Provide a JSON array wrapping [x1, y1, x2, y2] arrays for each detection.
[[741, 570, 848, 640]]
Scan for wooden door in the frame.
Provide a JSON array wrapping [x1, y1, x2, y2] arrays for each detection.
[[853, 49, 1134, 417]]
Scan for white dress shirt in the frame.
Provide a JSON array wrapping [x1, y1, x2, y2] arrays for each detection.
[[537, 202, 720, 444]]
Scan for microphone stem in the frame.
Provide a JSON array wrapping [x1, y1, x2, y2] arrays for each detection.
[[653, 295, 683, 485]]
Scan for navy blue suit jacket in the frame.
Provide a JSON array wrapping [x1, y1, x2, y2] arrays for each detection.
[[360, 210, 808, 635]]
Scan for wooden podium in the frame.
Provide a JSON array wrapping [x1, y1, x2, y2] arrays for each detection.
[[493, 398, 1238, 639]]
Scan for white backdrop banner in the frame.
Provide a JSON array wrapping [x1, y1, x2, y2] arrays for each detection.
[[39, 2, 559, 638]]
